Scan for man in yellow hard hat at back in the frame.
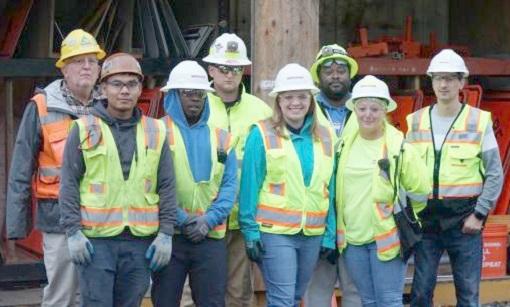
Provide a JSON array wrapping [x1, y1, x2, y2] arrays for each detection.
[[6, 29, 105, 306]]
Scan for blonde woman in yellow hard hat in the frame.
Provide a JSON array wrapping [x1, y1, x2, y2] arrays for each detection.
[[335, 75, 430, 307], [239, 63, 336, 306], [6, 29, 104, 306]]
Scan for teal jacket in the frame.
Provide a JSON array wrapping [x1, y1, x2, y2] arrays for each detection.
[[239, 115, 336, 248]]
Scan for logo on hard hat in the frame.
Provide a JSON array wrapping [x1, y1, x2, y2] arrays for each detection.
[[287, 76, 304, 80], [80, 35, 92, 46], [214, 42, 224, 53], [226, 41, 239, 53], [191, 74, 206, 80]]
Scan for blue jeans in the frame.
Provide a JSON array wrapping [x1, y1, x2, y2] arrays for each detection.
[[151, 235, 227, 307], [411, 227, 482, 307], [77, 237, 151, 307], [343, 242, 406, 307], [258, 233, 322, 307]]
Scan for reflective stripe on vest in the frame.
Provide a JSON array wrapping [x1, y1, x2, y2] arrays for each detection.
[[33, 94, 72, 198], [374, 227, 400, 254], [163, 115, 231, 239], [78, 115, 163, 237], [407, 105, 488, 199], [256, 119, 334, 236]]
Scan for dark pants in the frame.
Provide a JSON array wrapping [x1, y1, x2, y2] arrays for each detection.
[[77, 238, 151, 307], [151, 235, 227, 307], [410, 227, 482, 307]]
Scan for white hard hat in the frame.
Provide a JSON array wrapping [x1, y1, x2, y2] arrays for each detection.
[[346, 75, 397, 112], [427, 49, 469, 77], [160, 60, 214, 92], [202, 33, 251, 66], [269, 63, 319, 97]]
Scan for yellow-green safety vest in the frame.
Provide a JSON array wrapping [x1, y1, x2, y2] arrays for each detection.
[[162, 115, 233, 239], [336, 123, 430, 261], [77, 115, 165, 238], [406, 104, 490, 199], [208, 89, 273, 229], [254, 119, 334, 236]]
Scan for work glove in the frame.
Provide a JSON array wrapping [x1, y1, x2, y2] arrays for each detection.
[[319, 247, 338, 265], [67, 230, 94, 266], [183, 216, 210, 243], [245, 240, 265, 262], [145, 232, 173, 272]]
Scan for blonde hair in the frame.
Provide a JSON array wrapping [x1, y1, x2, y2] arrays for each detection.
[[269, 92, 321, 139]]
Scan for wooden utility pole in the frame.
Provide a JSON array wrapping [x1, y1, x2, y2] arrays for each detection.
[[251, 0, 319, 103]]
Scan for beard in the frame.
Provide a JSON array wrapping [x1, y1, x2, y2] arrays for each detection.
[[321, 81, 350, 101]]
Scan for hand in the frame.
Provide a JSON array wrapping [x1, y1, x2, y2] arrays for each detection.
[[67, 231, 94, 266], [182, 215, 198, 237], [462, 213, 484, 234], [245, 240, 265, 262], [319, 247, 338, 265], [145, 233, 173, 272], [184, 216, 210, 243]]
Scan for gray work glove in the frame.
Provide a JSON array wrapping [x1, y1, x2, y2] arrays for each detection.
[[183, 215, 210, 243], [245, 239, 265, 262], [145, 232, 173, 272], [67, 230, 94, 266]]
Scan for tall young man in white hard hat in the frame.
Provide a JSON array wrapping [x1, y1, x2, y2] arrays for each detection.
[[304, 44, 362, 307], [203, 33, 272, 307], [407, 49, 503, 306], [6, 29, 105, 306], [151, 60, 237, 307], [60, 53, 176, 306]]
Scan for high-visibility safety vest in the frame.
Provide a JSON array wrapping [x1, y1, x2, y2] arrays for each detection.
[[406, 104, 490, 199], [335, 123, 430, 261], [162, 115, 233, 239], [254, 119, 334, 236], [77, 115, 165, 238], [207, 90, 272, 230], [33, 93, 72, 198]]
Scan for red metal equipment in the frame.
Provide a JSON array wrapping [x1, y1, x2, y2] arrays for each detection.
[[347, 27, 389, 58]]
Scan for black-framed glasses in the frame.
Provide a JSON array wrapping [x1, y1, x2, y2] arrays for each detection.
[[106, 80, 140, 91], [319, 46, 348, 59], [179, 89, 207, 99], [213, 64, 244, 75]]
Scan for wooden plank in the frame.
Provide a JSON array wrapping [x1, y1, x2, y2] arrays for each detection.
[[251, 0, 320, 103]]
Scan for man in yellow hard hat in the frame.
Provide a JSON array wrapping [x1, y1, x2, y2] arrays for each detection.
[[59, 53, 177, 306], [6, 29, 105, 306]]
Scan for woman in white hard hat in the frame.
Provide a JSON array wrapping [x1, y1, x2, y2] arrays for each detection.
[[239, 63, 336, 306], [335, 75, 430, 306]]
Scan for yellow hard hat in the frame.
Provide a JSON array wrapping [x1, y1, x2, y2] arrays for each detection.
[[56, 29, 106, 68], [310, 44, 358, 83]]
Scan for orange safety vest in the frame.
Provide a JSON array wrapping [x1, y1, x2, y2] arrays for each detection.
[[32, 94, 72, 199]]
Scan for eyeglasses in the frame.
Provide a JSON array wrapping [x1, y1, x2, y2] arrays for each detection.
[[105, 80, 140, 91], [67, 57, 99, 66], [431, 74, 460, 83], [321, 59, 348, 69], [318, 46, 348, 59], [213, 64, 244, 75], [179, 89, 207, 99]]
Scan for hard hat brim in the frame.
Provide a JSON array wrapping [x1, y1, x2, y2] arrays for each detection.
[[56, 47, 106, 68], [268, 85, 320, 97], [202, 56, 252, 66], [160, 83, 215, 93], [346, 96, 397, 113], [310, 54, 359, 83]]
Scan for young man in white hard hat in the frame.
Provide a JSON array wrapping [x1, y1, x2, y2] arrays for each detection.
[[304, 44, 362, 307], [6, 29, 105, 306], [151, 60, 237, 307], [406, 49, 503, 306], [59, 53, 176, 306], [203, 33, 272, 307]]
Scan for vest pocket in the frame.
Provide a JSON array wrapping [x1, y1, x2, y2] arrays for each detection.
[[446, 145, 480, 176], [265, 149, 286, 182], [47, 130, 68, 161], [82, 182, 106, 207]]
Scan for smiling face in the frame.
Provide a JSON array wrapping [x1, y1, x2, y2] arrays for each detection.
[[101, 73, 142, 119], [431, 73, 465, 104], [277, 90, 312, 128], [354, 98, 387, 136]]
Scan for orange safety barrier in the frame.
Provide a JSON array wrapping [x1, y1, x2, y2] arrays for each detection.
[[482, 223, 508, 278], [390, 89, 423, 133]]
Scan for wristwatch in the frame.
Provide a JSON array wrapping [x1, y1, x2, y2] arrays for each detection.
[[473, 210, 487, 221]]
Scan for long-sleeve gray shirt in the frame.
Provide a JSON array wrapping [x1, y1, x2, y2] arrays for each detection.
[[59, 101, 177, 237]]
